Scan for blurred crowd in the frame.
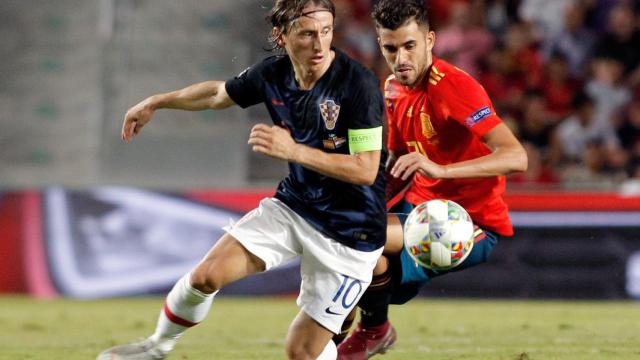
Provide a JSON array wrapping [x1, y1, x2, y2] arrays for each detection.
[[332, 0, 640, 192]]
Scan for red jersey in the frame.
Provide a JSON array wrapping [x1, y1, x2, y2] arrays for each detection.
[[385, 58, 513, 236]]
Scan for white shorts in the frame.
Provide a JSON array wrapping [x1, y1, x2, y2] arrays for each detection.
[[224, 198, 383, 333]]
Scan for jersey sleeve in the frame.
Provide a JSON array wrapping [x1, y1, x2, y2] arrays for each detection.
[[224, 62, 265, 109], [441, 71, 501, 138], [348, 73, 384, 129], [345, 73, 384, 153]]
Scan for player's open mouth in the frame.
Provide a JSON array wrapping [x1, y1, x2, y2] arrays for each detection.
[[311, 55, 324, 64]]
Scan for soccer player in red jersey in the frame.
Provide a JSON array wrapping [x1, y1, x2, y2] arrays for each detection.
[[336, 1, 528, 358]]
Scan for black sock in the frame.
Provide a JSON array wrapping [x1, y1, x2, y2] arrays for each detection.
[[359, 268, 393, 328]]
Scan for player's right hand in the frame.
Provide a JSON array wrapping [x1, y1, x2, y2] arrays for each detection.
[[391, 151, 445, 180], [122, 100, 155, 142]]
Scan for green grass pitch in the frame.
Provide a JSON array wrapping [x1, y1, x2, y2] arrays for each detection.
[[0, 296, 639, 359]]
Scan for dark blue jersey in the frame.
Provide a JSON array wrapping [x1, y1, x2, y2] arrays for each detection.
[[225, 48, 387, 251]]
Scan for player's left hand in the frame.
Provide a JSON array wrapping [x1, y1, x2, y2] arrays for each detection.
[[390, 152, 446, 180], [248, 123, 297, 161]]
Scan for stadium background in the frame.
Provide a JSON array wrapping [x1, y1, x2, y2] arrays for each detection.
[[1, 0, 640, 330]]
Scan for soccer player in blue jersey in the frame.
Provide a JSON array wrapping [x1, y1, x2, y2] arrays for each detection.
[[96, 1, 386, 359]]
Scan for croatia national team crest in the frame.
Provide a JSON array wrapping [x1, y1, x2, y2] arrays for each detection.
[[319, 99, 340, 130]]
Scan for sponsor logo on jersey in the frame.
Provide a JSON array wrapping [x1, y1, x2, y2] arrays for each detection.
[[465, 106, 492, 127], [323, 134, 346, 150], [319, 99, 340, 130]]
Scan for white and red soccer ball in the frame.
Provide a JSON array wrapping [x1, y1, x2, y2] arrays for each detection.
[[403, 199, 475, 270]]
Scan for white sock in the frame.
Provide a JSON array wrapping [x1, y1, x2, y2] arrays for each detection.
[[149, 272, 216, 352], [316, 340, 337, 360]]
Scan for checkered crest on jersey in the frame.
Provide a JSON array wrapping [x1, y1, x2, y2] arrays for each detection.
[[319, 99, 340, 130]]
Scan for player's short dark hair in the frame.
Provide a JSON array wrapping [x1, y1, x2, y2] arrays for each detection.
[[372, 0, 429, 30], [267, 0, 335, 48]]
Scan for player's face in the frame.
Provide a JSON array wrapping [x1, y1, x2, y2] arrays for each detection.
[[377, 20, 435, 87], [278, 4, 334, 73]]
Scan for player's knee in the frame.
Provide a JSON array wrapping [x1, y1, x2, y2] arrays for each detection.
[[189, 262, 223, 294], [284, 341, 321, 360], [373, 255, 389, 275]]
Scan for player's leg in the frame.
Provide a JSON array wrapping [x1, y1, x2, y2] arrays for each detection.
[[287, 269, 374, 360], [96, 233, 265, 360], [333, 213, 403, 346], [386, 226, 500, 306], [423, 226, 499, 276], [333, 307, 357, 345], [152, 233, 266, 346], [336, 213, 404, 359], [97, 198, 297, 360], [286, 311, 337, 360], [289, 219, 381, 360]]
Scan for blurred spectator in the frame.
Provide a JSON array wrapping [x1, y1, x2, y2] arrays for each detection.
[[615, 97, 640, 174], [585, 56, 633, 137], [582, 0, 619, 32], [427, 0, 465, 29], [541, 1, 596, 77], [508, 89, 560, 186], [559, 138, 623, 189], [333, 0, 378, 68], [502, 22, 544, 89], [433, 1, 495, 77], [593, 3, 640, 87], [550, 91, 612, 165], [540, 53, 583, 121], [478, 21, 543, 115], [518, 89, 556, 153], [485, 0, 521, 36], [518, 0, 576, 41], [478, 47, 523, 115], [619, 165, 640, 195]]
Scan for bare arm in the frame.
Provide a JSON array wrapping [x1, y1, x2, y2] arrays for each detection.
[[248, 124, 380, 185], [121, 81, 235, 142], [391, 123, 528, 180]]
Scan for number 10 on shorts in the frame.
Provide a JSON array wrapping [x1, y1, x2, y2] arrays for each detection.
[[329, 275, 363, 313]]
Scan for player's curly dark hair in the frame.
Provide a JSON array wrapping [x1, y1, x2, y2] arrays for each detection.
[[266, 0, 336, 51], [372, 0, 430, 30]]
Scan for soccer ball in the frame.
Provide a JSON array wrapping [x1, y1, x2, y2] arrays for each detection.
[[403, 199, 475, 270]]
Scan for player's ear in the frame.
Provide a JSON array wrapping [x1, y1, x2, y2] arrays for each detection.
[[272, 27, 285, 47], [426, 30, 435, 52]]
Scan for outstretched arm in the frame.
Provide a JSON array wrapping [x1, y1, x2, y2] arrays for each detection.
[[390, 123, 528, 180], [247, 124, 380, 186], [121, 81, 235, 142]]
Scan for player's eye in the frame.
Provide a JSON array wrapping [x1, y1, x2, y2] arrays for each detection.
[[383, 45, 397, 53]]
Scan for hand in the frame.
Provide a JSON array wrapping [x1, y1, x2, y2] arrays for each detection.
[[247, 124, 297, 161], [390, 152, 446, 180], [121, 98, 156, 143]]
